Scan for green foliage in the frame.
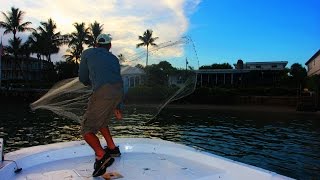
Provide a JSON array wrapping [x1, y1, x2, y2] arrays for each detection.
[[144, 61, 180, 86], [33, 18, 63, 62], [145, 64, 167, 85], [88, 21, 103, 47], [55, 61, 78, 80], [66, 22, 90, 64], [0, 7, 34, 39], [290, 63, 307, 83], [157, 61, 177, 74], [199, 63, 233, 69]]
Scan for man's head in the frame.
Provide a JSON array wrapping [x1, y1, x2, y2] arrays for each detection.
[[96, 33, 112, 50]]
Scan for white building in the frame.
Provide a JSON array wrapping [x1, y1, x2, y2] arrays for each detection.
[[305, 49, 320, 76], [234, 61, 288, 70], [196, 60, 288, 87], [121, 66, 145, 90]]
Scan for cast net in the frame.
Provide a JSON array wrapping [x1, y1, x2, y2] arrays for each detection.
[[30, 36, 198, 123]]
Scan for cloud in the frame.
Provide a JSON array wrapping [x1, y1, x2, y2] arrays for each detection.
[[0, 0, 201, 66]]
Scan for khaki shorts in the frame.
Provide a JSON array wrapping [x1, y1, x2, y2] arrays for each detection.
[[81, 83, 123, 135]]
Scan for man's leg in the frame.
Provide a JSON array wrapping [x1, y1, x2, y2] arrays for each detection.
[[100, 127, 116, 150], [83, 131, 114, 177], [83, 132, 105, 159]]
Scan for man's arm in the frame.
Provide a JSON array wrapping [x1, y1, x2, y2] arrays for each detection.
[[79, 53, 91, 86]]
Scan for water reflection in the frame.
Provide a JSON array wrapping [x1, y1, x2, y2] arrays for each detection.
[[0, 102, 319, 179]]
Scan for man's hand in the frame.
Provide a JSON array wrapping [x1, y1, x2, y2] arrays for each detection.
[[114, 109, 122, 120]]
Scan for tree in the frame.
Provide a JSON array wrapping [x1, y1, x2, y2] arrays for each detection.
[[157, 61, 177, 75], [143, 61, 178, 86], [55, 61, 78, 80], [0, 7, 34, 81], [36, 18, 64, 62], [6, 37, 22, 58], [145, 64, 167, 86], [20, 40, 32, 80], [278, 67, 291, 87], [28, 31, 46, 61], [199, 63, 233, 69], [63, 46, 80, 64], [136, 29, 158, 67], [0, 7, 34, 40], [290, 63, 307, 85], [67, 22, 89, 64], [5, 37, 26, 80], [88, 21, 103, 47]]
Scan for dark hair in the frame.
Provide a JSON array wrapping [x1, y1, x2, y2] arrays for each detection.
[[97, 43, 111, 50]]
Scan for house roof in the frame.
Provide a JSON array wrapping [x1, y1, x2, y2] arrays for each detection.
[[305, 49, 320, 65], [233, 61, 288, 68], [121, 66, 145, 75], [195, 69, 250, 74], [245, 61, 288, 65]]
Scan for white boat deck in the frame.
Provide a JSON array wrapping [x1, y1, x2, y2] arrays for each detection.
[[0, 138, 293, 180]]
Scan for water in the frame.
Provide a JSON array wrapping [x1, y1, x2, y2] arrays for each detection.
[[0, 102, 319, 179]]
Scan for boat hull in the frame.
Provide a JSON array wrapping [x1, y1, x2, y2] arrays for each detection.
[[0, 138, 293, 180]]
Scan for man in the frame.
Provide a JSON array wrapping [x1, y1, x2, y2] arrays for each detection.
[[79, 33, 123, 177]]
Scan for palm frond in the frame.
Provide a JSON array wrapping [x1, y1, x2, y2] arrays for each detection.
[[136, 42, 145, 48]]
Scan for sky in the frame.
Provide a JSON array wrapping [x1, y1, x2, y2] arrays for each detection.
[[0, 0, 319, 68]]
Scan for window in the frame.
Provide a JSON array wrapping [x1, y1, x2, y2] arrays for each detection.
[[272, 65, 277, 68], [256, 65, 261, 69]]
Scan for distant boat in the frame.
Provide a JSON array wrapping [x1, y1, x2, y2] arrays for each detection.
[[0, 138, 293, 180]]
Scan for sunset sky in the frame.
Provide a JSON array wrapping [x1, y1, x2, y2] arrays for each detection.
[[0, 0, 319, 68]]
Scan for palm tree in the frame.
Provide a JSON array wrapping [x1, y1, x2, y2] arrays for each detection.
[[20, 40, 33, 81], [136, 29, 158, 67], [0, 7, 34, 40], [0, 7, 34, 82], [67, 22, 89, 64], [6, 37, 26, 80], [37, 18, 64, 62], [28, 32, 45, 61], [6, 37, 22, 58], [63, 46, 80, 64], [63, 46, 80, 76], [88, 21, 103, 47]]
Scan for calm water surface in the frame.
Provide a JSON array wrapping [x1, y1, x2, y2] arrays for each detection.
[[0, 102, 319, 179]]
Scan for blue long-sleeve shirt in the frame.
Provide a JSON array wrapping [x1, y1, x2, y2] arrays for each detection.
[[79, 47, 123, 91]]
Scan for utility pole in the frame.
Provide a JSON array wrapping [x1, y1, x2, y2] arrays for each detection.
[[185, 57, 188, 78], [185, 57, 188, 71]]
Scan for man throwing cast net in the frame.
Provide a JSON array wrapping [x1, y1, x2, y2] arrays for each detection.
[[79, 33, 122, 177]]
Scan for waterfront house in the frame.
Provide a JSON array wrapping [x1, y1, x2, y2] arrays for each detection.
[[196, 60, 288, 87], [121, 65, 145, 88], [0, 55, 52, 83], [305, 49, 320, 76]]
